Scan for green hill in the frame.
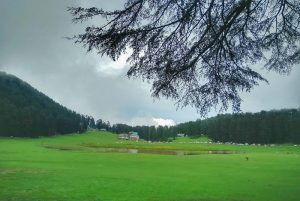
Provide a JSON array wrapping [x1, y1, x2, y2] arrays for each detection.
[[0, 72, 90, 137]]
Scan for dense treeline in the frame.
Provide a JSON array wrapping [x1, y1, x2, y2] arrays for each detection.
[[3, 72, 299, 144], [204, 110, 300, 144], [102, 109, 300, 144], [110, 124, 176, 141], [93, 121, 176, 141], [0, 72, 92, 137]]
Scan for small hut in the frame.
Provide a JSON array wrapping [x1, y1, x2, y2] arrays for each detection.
[[118, 133, 129, 140], [129, 131, 139, 141], [118, 131, 139, 141]]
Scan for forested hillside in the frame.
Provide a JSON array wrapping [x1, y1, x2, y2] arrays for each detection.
[[107, 109, 300, 144], [178, 110, 300, 144], [0, 72, 91, 137], [1, 71, 299, 143]]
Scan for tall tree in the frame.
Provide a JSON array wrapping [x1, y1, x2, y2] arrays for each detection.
[[69, 0, 300, 115]]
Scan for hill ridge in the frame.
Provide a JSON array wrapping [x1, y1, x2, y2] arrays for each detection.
[[0, 71, 90, 137]]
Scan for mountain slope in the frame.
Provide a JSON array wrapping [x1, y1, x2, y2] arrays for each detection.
[[0, 72, 89, 137]]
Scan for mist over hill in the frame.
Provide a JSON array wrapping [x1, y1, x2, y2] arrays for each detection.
[[0, 72, 91, 137]]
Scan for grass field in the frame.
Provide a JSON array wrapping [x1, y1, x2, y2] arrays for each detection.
[[0, 131, 300, 201]]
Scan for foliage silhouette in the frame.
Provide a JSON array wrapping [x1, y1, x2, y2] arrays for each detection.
[[69, 0, 300, 115]]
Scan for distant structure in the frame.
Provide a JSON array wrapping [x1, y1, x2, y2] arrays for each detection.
[[99, 128, 107, 131], [118, 133, 129, 140], [118, 131, 139, 141], [177, 133, 185, 137], [129, 131, 139, 141]]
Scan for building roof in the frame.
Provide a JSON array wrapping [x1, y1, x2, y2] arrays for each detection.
[[129, 131, 138, 136]]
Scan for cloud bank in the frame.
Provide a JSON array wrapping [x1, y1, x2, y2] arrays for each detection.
[[0, 0, 299, 126]]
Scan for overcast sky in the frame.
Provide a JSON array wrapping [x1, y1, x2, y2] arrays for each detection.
[[0, 0, 299, 126]]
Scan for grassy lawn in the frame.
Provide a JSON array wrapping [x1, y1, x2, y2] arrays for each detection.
[[0, 131, 299, 201]]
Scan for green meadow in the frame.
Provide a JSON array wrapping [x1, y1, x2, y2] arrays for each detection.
[[0, 131, 299, 201]]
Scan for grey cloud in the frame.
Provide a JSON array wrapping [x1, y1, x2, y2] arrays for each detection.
[[0, 0, 299, 126], [240, 67, 300, 112]]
